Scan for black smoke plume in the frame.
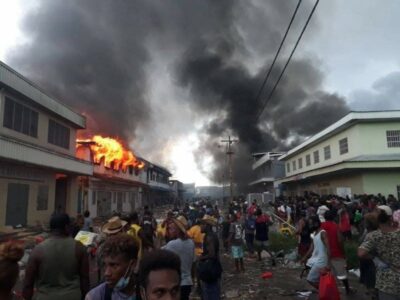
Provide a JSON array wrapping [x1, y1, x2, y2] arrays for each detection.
[[10, 0, 349, 190]]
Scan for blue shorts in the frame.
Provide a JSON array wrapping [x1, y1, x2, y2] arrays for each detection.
[[231, 245, 244, 259]]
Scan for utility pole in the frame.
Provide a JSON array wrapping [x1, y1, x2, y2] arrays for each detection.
[[220, 136, 238, 203]]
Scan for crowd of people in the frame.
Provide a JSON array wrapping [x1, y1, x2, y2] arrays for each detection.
[[281, 193, 400, 300], [0, 194, 399, 300]]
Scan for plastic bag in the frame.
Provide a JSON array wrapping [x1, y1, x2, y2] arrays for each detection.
[[319, 272, 340, 300]]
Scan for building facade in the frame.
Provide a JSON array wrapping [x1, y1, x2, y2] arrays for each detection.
[[144, 163, 172, 207], [277, 111, 400, 198], [169, 180, 185, 205], [249, 152, 285, 195], [0, 61, 92, 229]]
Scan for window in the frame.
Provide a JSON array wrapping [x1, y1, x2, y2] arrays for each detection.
[[3, 97, 38, 137], [286, 163, 290, 173], [387, 130, 400, 147], [298, 157, 303, 169], [324, 145, 331, 160], [292, 160, 296, 171], [313, 150, 320, 164], [397, 185, 400, 201], [48, 119, 70, 149], [92, 191, 97, 205], [306, 154, 311, 166], [37, 185, 49, 210], [339, 138, 348, 154]]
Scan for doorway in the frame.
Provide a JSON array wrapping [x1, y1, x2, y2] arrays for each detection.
[[6, 183, 29, 227]]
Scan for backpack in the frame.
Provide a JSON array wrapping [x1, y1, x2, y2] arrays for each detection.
[[234, 223, 243, 240], [246, 218, 256, 231]]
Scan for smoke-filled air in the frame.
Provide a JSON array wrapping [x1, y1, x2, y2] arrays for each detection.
[[9, 0, 349, 190]]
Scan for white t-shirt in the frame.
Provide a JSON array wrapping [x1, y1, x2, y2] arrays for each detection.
[[317, 205, 330, 222], [163, 238, 195, 286]]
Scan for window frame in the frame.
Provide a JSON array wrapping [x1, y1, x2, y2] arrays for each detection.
[[298, 157, 303, 169], [48, 119, 71, 149], [387, 130, 400, 148], [3, 96, 39, 138], [324, 145, 331, 160], [313, 150, 320, 164], [339, 138, 348, 155], [306, 154, 311, 166]]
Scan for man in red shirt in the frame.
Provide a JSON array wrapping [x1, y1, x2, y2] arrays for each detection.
[[321, 210, 355, 295]]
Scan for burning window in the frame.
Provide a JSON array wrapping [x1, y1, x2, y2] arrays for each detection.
[[77, 135, 145, 172]]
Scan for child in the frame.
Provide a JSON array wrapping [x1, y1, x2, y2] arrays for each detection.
[[229, 214, 245, 272]]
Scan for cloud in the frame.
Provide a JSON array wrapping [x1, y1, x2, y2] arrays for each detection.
[[349, 71, 400, 111]]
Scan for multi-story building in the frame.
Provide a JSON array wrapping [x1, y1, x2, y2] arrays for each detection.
[[0, 61, 93, 229], [276, 111, 400, 198], [144, 162, 172, 207], [249, 152, 285, 195], [169, 179, 185, 205], [76, 144, 146, 217]]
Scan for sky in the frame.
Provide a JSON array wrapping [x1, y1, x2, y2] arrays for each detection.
[[1, 0, 400, 186]]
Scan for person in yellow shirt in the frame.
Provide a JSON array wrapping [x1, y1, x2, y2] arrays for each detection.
[[187, 220, 205, 257]]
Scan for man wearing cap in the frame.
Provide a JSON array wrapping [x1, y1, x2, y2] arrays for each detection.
[[359, 205, 400, 300], [163, 216, 195, 300]]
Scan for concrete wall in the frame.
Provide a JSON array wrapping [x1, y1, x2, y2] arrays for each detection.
[[362, 171, 400, 197], [285, 125, 360, 177], [0, 164, 56, 229], [358, 122, 400, 155], [0, 90, 77, 156]]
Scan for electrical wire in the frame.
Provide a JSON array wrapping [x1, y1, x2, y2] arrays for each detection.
[[254, 0, 303, 108], [256, 0, 320, 121]]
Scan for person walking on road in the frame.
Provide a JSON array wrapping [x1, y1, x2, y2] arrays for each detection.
[[228, 214, 245, 272], [358, 206, 400, 300], [321, 210, 355, 294], [254, 208, 274, 264], [23, 213, 89, 300], [163, 216, 195, 300], [198, 216, 221, 300]]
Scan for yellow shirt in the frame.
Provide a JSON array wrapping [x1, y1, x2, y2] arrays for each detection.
[[127, 224, 143, 259], [187, 225, 204, 256]]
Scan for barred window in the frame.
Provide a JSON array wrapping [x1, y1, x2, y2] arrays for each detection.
[[3, 97, 38, 137], [306, 154, 311, 166], [313, 150, 320, 164], [339, 138, 348, 154], [324, 145, 331, 160], [387, 130, 400, 147], [298, 157, 303, 169], [286, 163, 290, 173]]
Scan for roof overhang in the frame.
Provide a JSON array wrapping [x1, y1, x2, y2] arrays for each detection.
[[0, 61, 86, 129], [0, 135, 93, 175], [279, 110, 400, 161], [276, 159, 400, 185], [249, 177, 275, 186]]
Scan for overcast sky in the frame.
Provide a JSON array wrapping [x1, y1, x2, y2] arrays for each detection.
[[1, 1, 400, 186]]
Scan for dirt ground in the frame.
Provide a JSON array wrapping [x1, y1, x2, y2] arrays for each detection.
[[213, 251, 370, 300]]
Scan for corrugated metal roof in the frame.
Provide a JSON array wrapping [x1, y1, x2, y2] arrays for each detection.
[[0, 135, 93, 175], [0, 61, 86, 128]]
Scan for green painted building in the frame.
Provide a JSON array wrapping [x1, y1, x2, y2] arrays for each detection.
[[276, 111, 400, 198]]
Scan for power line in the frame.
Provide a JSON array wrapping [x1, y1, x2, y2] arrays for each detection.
[[254, 0, 303, 108], [256, 0, 320, 121]]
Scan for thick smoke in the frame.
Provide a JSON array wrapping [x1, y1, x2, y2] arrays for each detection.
[[10, 0, 349, 190]]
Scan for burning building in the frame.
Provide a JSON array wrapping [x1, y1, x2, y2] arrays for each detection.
[[0, 61, 93, 229], [76, 135, 148, 217]]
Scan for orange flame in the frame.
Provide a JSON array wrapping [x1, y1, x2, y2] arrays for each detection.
[[77, 135, 145, 171]]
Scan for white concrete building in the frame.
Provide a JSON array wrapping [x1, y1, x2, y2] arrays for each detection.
[[276, 111, 400, 198], [0, 61, 93, 229]]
